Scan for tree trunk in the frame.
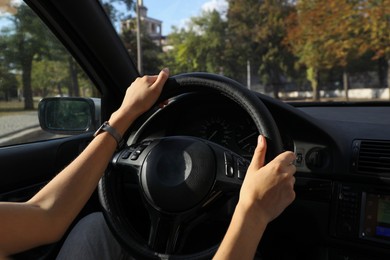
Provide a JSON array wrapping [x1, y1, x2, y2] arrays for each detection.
[[21, 58, 34, 110], [68, 56, 80, 97], [268, 68, 281, 99], [247, 59, 251, 90], [343, 70, 349, 101], [307, 67, 320, 101], [57, 82, 63, 96], [378, 57, 387, 88], [387, 58, 390, 100]]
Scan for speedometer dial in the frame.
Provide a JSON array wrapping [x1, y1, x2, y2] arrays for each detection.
[[235, 117, 259, 155], [199, 117, 233, 146]]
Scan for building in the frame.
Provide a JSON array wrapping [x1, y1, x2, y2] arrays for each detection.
[[120, 0, 164, 47]]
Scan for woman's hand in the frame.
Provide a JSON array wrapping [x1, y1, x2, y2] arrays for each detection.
[[118, 68, 169, 119], [214, 135, 296, 260], [240, 135, 296, 223], [109, 68, 169, 136]]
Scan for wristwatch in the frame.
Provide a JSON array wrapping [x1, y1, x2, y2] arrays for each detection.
[[93, 121, 124, 149]]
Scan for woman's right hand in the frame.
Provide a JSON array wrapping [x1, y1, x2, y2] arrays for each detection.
[[239, 135, 296, 224]]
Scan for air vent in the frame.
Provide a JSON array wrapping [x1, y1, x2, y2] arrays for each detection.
[[352, 140, 390, 176]]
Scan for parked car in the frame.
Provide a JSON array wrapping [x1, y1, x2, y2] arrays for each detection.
[[1, 0, 390, 259]]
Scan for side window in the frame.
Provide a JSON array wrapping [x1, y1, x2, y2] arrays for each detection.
[[0, 2, 98, 147]]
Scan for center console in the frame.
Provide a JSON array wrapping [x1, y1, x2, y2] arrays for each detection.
[[334, 183, 390, 246], [360, 192, 390, 243]]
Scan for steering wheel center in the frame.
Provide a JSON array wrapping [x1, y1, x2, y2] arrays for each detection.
[[140, 137, 216, 212]]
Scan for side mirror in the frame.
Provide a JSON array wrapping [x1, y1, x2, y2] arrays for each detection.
[[38, 97, 101, 135]]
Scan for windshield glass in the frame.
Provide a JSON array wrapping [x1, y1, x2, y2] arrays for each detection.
[[102, 0, 390, 103]]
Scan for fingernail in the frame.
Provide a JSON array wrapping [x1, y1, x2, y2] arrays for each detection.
[[258, 135, 263, 145], [162, 67, 169, 73]]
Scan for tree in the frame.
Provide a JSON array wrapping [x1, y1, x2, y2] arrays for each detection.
[[1, 3, 56, 109], [31, 60, 67, 97], [360, 0, 390, 95], [12, 4, 44, 108], [101, 0, 134, 24], [0, 64, 18, 101], [285, 1, 331, 100], [285, 0, 390, 101], [255, 0, 296, 98], [121, 24, 163, 74], [225, 0, 262, 84], [163, 10, 227, 76], [226, 0, 296, 97]]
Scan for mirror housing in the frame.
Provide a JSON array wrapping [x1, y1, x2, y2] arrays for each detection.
[[38, 97, 101, 135]]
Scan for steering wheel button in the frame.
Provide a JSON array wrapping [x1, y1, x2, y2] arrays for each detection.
[[236, 158, 248, 180], [130, 150, 141, 160], [237, 168, 246, 179], [225, 164, 234, 177], [121, 150, 132, 159]]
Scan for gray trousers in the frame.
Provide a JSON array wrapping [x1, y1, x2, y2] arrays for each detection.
[[56, 212, 131, 260]]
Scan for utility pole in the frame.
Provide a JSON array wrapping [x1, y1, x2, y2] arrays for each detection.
[[136, 0, 143, 74]]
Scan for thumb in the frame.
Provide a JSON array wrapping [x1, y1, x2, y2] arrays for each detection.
[[248, 135, 267, 171]]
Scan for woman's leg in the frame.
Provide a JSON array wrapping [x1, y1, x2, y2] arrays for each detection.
[[56, 212, 131, 260]]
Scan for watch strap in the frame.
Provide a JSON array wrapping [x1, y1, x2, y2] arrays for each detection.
[[94, 121, 124, 148]]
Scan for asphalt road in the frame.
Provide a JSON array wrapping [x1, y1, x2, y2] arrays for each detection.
[[0, 111, 53, 146]]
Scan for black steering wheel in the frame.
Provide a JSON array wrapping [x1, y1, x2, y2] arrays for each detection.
[[98, 73, 283, 259]]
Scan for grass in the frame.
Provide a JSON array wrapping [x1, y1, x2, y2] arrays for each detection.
[[0, 100, 39, 116]]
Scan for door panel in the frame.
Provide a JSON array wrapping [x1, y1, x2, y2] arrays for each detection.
[[0, 134, 92, 202]]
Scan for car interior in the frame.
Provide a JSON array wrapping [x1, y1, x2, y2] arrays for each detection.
[[1, 0, 390, 259]]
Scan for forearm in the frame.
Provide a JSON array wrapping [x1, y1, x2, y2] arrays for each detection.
[[0, 113, 134, 255], [0, 134, 115, 255], [214, 203, 267, 260], [27, 112, 133, 237], [0, 69, 169, 256]]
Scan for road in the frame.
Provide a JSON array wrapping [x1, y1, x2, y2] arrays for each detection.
[[0, 111, 54, 146]]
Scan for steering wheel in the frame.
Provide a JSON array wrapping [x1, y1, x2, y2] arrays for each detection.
[[98, 73, 283, 259]]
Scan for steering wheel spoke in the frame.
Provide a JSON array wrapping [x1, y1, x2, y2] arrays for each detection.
[[147, 212, 184, 254]]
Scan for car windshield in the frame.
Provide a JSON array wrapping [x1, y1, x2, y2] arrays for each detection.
[[0, 0, 389, 146], [102, 0, 390, 103]]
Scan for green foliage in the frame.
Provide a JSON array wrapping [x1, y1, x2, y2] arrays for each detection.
[[161, 0, 390, 99], [162, 10, 227, 76], [120, 25, 163, 75], [163, 0, 298, 96], [101, 0, 134, 23], [0, 2, 95, 109]]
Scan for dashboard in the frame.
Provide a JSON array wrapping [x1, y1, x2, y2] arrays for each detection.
[[128, 90, 390, 259], [131, 93, 330, 173], [131, 94, 263, 158]]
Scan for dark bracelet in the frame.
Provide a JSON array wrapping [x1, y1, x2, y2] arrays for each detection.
[[93, 121, 124, 148]]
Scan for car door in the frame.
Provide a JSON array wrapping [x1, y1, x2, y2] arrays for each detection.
[[0, 3, 87, 201], [0, 1, 138, 257]]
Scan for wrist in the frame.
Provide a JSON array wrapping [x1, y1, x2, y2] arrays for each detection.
[[235, 200, 270, 230], [108, 110, 136, 136]]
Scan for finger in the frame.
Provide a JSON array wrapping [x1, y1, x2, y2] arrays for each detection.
[[275, 151, 296, 166], [248, 135, 267, 171], [151, 68, 169, 88], [287, 164, 297, 175], [145, 75, 158, 84], [276, 151, 297, 175]]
